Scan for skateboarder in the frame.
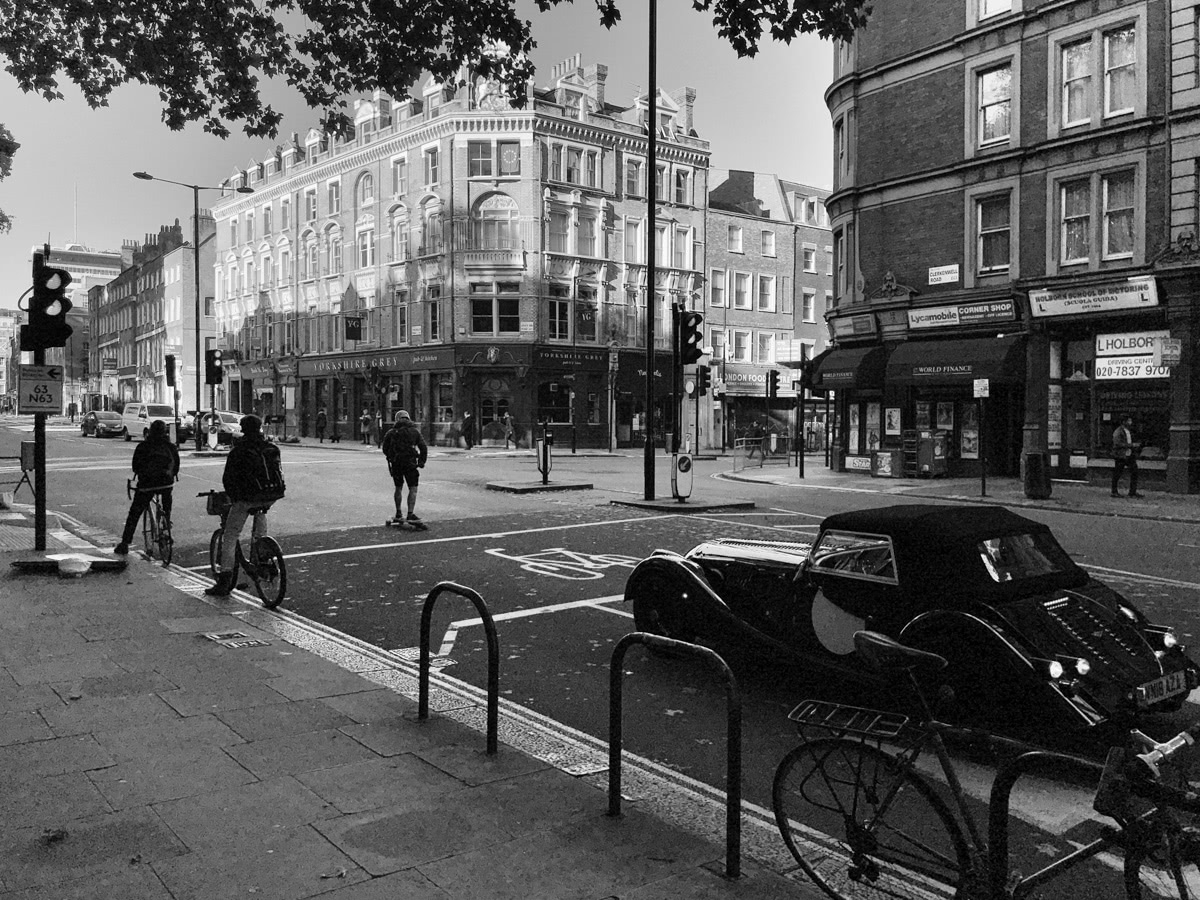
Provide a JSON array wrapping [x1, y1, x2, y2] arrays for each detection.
[[381, 409, 428, 529]]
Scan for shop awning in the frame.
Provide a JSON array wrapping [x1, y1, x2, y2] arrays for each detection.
[[810, 344, 889, 390], [886, 334, 1026, 385]]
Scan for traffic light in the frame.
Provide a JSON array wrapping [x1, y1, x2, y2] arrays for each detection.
[[165, 354, 177, 387], [696, 365, 711, 396], [677, 310, 704, 365], [21, 257, 73, 351], [204, 349, 224, 385], [767, 369, 780, 399]]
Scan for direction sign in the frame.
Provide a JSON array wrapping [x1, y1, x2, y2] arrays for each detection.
[[18, 364, 64, 414]]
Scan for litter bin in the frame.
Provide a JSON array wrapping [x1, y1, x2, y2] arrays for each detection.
[[1024, 450, 1052, 500]]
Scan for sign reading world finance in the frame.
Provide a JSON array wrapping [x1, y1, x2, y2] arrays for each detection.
[[907, 299, 1015, 330], [1028, 278, 1158, 317]]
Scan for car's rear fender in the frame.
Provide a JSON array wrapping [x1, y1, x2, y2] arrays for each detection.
[[624, 552, 732, 616]]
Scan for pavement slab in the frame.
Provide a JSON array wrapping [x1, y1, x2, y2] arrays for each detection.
[[40, 692, 180, 737], [224, 726, 381, 779], [0, 771, 113, 830], [156, 677, 291, 717], [311, 869, 451, 900], [91, 712, 245, 760], [0, 709, 55, 745], [0, 864, 176, 899], [0, 733, 114, 777], [295, 754, 468, 815], [86, 744, 258, 809], [215, 697, 358, 742]]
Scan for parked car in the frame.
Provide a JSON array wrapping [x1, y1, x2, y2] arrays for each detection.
[[197, 410, 244, 445], [81, 410, 125, 438], [624, 504, 1199, 733], [120, 402, 180, 442]]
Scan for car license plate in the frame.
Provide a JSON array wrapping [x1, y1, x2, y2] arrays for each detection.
[[1136, 670, 1188, 707]]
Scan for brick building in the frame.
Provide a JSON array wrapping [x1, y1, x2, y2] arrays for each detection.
[[820, 0, 1200, 492], [209, 56, 711, 449]]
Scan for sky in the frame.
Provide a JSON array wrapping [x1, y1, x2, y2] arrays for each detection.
[[0, 0, 834, 312]]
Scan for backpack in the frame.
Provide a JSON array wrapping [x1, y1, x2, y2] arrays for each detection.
[[383, 424, 421, 473], [136, 440, 177, 483], [245, 441, 286, 501]]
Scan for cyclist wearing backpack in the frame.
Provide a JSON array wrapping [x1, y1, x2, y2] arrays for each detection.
[[206, 415, 285, 596], [115, 419, 180, 555], [381, 409, 428, 527]]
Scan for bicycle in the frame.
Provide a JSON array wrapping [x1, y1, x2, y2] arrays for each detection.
[[197, 490, 286, 609], [127, 477, 173, 565], [772, 630, 1200, 899]]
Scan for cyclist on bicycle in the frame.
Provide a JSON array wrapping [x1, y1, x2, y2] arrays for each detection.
[[206, 415, 285, 596], [114, 419, 179, 555]]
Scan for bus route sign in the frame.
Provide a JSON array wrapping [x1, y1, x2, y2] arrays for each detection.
[[18, 364, 64, 414]]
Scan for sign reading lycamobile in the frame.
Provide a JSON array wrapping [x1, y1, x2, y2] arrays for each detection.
[[907, 300, 1015, 330], [1028, 278, 1158, 317]]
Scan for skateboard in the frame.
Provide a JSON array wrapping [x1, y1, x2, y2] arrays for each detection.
[[385, 518, 429, 531]]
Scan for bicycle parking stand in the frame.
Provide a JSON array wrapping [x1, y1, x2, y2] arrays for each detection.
[[418, 581, 500, 755], [987, 749, 1102, 898], [607, 632, 743, 879]]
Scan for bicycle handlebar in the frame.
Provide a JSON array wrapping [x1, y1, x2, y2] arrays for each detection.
[[1129, 720, 1200, 779]]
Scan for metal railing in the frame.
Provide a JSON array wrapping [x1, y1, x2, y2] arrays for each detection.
[[608, 632, 743, 878], [418, 581, 499, 755]]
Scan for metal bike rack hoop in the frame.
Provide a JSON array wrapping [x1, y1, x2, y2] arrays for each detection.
[[418, 581, 500, 755], [608, 631, 743, 879]]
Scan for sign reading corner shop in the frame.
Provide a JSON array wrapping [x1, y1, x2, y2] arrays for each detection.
[[1028, 278, 1158, 318], [908, 299, 1014, 330]]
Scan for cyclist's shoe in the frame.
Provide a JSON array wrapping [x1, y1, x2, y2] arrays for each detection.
[[113, 542, 129, 556], [204, 573, 235, 597]]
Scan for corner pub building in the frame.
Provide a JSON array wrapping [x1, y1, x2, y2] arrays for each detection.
[[207, 55, 707, 449], [815, 0, 1200, 493]]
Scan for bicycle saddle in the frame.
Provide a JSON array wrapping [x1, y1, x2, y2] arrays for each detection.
[[853, 630, 948, 674]]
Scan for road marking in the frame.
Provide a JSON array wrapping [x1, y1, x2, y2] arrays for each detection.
[[484, 547, 640, 580], [1081, 565, 1200, 591]]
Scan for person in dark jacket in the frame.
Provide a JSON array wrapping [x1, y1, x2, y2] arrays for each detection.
[[114, 419, 180, 555], [315, 407, 327, 443], [461, 411, 475, 449], [206, 415, 285, 596], [381, 410, 428, 525]]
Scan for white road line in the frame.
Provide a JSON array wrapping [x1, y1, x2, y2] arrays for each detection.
[[1081, 565, 1200, 591], [433, 594, 624, 656]]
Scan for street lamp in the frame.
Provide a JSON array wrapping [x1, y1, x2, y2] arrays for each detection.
[[133, 171, 253, 449]]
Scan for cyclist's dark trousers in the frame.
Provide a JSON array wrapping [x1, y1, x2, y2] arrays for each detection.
[[121, 488, 173, 544]]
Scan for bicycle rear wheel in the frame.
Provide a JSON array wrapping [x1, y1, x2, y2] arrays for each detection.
[[248, 536, 286, 609], [1125, 819, 1200, 899], [157, 510, 174, 566], [142, 509, 158, 559], [773, 737, 970, 900]]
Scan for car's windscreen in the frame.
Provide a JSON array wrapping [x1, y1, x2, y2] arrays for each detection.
[[810, 530, 897, 583], [147, 405, 174, 416], [977, 532, 1074, 584], [221, 414, 240, 425], [97, 412, 121, 420]]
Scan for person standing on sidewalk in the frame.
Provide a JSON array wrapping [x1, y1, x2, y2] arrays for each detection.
[[315, 407, 327, 443], [382, 410, 428, 526], [359, 407, 372, 445], [114, 420, 179, 555], [461, 411, 475, 450], [1111, 416, 1141, 498]]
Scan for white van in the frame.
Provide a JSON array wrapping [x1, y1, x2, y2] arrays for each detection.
[[121, 402, 177, 442]]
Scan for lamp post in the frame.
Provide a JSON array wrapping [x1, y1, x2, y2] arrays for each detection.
[[133, 172, 253, 449]]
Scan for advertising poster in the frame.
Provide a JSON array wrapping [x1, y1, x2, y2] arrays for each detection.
[[866, 402, 881, 451], [849, 404, 862, 453], [885, 407, 902, 436], [936, 402, 954, 430], [959, 401, 979, 459], [1047, 384, 1062, 451], [915, 401, 931, 430]]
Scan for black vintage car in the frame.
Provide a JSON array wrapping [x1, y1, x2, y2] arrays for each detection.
[[625, 505, 1198, 731]]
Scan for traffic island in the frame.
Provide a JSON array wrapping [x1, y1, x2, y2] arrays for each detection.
[[610, 498, 756, 513], [486, 480, 593, 493]]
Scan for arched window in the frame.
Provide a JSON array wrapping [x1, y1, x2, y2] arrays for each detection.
[[358, 172, 375, 211], [326, 227, 343, 275], [302, 233, 318, 279], [471, 194, 519, 250], [389, 206, 409, 261], [422, 198, 444, 254], [245, 259, 256, 291]]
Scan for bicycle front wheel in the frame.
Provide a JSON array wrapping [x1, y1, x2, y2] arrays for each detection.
[[1125, 819, 1200, 899], [249, 536, 286, 609], [157, 511, 174, 566], [142, 509, 158, 559], [773, 738, 970, 900]]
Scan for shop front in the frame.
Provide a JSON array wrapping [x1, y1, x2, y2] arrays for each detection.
[[1025, 277, 1174, 489], [719, 362, 798, 449], [456, 343, 533, 448], [884, 334, 1026, 477], [614, 350, 673, 449], [810, 342, 889, 473], [529, 346, 610, 450]]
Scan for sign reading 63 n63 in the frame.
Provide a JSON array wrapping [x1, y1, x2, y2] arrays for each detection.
[[18, 365, 64, 415]]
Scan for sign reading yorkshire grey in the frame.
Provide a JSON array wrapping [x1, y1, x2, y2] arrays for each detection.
[[1094, 330, 1170, 380], [907, 300, 1015, 330], [1028, 278, 1158, 317]]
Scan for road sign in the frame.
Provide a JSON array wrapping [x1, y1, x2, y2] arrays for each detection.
[[973, 378, 990, 399], [18, 365, 64, 414]]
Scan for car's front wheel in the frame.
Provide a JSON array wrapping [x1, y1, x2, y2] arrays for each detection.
[[631, 572, 699, 652], [123, 428, 131, 442]]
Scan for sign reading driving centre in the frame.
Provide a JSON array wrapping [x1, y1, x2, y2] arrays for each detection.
[[18, 365, 64, 414]]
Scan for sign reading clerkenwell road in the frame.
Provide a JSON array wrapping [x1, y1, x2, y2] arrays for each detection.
[[1028, 277, 1158, 317]]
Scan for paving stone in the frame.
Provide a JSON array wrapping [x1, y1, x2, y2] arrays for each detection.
[[339, 715, 473, 758], [320, 688, 417, 724], [5, 654, 127, 687], [225, 727, 380, 779], [0, 771, 112, 829], [41, 693, 180, 737], [412, 741, 551, 787], [49, 670, 178, 702], [87, 745, 257, 809], [92, 713, 245, 761], [0, 709, 54, 745], [153, 824, 369, 900], [157, 679, 290, 717], [0, 681, 63, 716], [296, 755, 468, 815], [263, 666, 379, 702], [153, 775, 340, 851], [621, 861, 812, 899], [0, 734, 113, 777], [216, 698, 356, 742], [0, 806, 187, 892], [0, 863, 176, 899], [316, 869, 451, 900]]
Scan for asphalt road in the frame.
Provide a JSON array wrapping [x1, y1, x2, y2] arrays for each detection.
[[9, 421, 1200, 897]]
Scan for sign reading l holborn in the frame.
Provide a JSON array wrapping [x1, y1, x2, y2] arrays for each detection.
[[1028, 278, 1158, 317]]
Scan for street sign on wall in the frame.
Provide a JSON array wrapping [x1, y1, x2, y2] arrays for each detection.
[[18, 364, 64, 414]]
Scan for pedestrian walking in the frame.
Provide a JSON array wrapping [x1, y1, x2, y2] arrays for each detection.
[[206, 415, 286, 596], [381, 410, 428, 527], [502, 411, 515, 449], [114, 420, 179, 555], [1111, 415, 1142, 498], [315, 407, 327, 443], [360, 408, 372, 445], [461, 411, 475, 450]]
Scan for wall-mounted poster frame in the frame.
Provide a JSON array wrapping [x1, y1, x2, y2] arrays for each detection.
[[885, 407, 902, 436]]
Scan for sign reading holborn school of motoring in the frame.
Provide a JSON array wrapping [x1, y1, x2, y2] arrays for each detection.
[[1028, 278, 1158, 317]]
